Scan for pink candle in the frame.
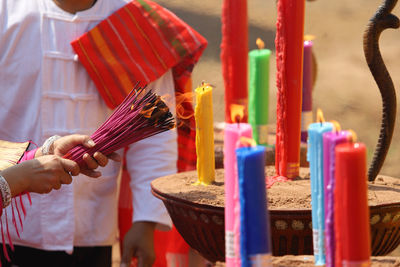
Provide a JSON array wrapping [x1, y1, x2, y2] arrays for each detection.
[[224, 123, 252, 267], [323, 130, 350, 267]]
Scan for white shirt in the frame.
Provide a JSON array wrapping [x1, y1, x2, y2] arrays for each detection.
[[0, 0, 176, 252]]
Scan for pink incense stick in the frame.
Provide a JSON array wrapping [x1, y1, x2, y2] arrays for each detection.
[[64, 84, 175, 167]]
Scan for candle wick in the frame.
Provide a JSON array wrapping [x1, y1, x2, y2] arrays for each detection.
[[235, 115, 241, 125]]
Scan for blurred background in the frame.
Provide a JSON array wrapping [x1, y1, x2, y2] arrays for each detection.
[[155, 0, 400, 177]]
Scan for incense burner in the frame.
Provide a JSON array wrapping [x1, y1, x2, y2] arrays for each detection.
[[151, 0, 400, 263], [151, 169, 400, 262]]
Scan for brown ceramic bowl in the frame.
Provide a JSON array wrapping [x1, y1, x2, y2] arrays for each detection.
[[152, 181, 400, 263]]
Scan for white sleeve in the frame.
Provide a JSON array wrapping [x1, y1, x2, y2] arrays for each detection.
[[125, 69, 177, 230]]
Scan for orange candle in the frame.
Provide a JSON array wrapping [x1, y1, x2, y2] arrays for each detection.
[[334, 142, 370, 266], [275, 0, 305, 178]]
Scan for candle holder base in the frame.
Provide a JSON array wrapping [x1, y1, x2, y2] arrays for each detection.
[[151, 168, 400, 262]]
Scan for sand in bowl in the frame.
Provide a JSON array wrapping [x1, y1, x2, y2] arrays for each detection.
[[152, 167, 400, 210]]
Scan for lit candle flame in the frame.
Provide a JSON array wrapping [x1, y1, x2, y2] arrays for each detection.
[[230, 104, 245, 123], [256, 38, 265, 50], [330, 120, 341, 133], [347, 129, 358, 143], [316, 108, 325, 123], [304, 34, 316, 41], [239, 136, 257, 147]]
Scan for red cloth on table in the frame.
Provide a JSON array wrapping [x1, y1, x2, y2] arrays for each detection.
[[71, 0, 207, 265]]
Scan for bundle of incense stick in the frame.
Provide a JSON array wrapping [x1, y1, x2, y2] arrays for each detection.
[[64, 85, 175, 167]]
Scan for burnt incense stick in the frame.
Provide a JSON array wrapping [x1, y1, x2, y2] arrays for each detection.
[[64, 84, 175, 167]]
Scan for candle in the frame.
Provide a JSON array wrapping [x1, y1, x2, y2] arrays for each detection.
[[236, 145, 272, 267], [335, 142, 370, 267], [221, 0, 248, 123], [195, 83, 215, 185], [248, 38, 271, 146], [275, 0, 306, 178], [322, 129, 350, 267], [307, 115, 333, 266], [301, 38, 314, 143], [224, 123, 252, 267]]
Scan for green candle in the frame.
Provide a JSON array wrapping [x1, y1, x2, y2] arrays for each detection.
[[248, 38, 271, 146]]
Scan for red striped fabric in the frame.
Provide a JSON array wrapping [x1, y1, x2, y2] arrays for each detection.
[[71, 0, 207, 172], [72, 2, 207, 265]]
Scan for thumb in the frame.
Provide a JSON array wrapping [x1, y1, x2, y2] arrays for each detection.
[[82, 136, 96, 148], [60, 158, 80, 176], [68, 134, 95, 148]]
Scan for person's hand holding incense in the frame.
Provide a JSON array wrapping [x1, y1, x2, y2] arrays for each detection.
[[0, 155, 79, 196], [36, 134, 121, 178]]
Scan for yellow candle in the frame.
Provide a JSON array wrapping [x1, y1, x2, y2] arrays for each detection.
[[195, 83, 215, 185]]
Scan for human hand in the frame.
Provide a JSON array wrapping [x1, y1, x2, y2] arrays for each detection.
[[121, 221, 156, 267], [24, 155, 79, 193], [39, 134, 121, 178], [1, 155, 79, 196]]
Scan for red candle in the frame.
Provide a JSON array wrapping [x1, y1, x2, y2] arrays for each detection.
[[221, 0, 248, 123], [275, 0, 305, 178], [334, 142, 370, 266]]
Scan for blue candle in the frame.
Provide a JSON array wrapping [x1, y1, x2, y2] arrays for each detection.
[[307, 121, 333, 266], [236, 145, 271, 267]]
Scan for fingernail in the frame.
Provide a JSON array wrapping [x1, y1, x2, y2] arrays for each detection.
[[87, 139, 96, 147]]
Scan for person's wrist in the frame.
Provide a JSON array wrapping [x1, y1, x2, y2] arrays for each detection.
[[1, 163, 31, 197], [41, 135, 61, 155], [0, 174, 12, 207], [133, 221, 157, 231]]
